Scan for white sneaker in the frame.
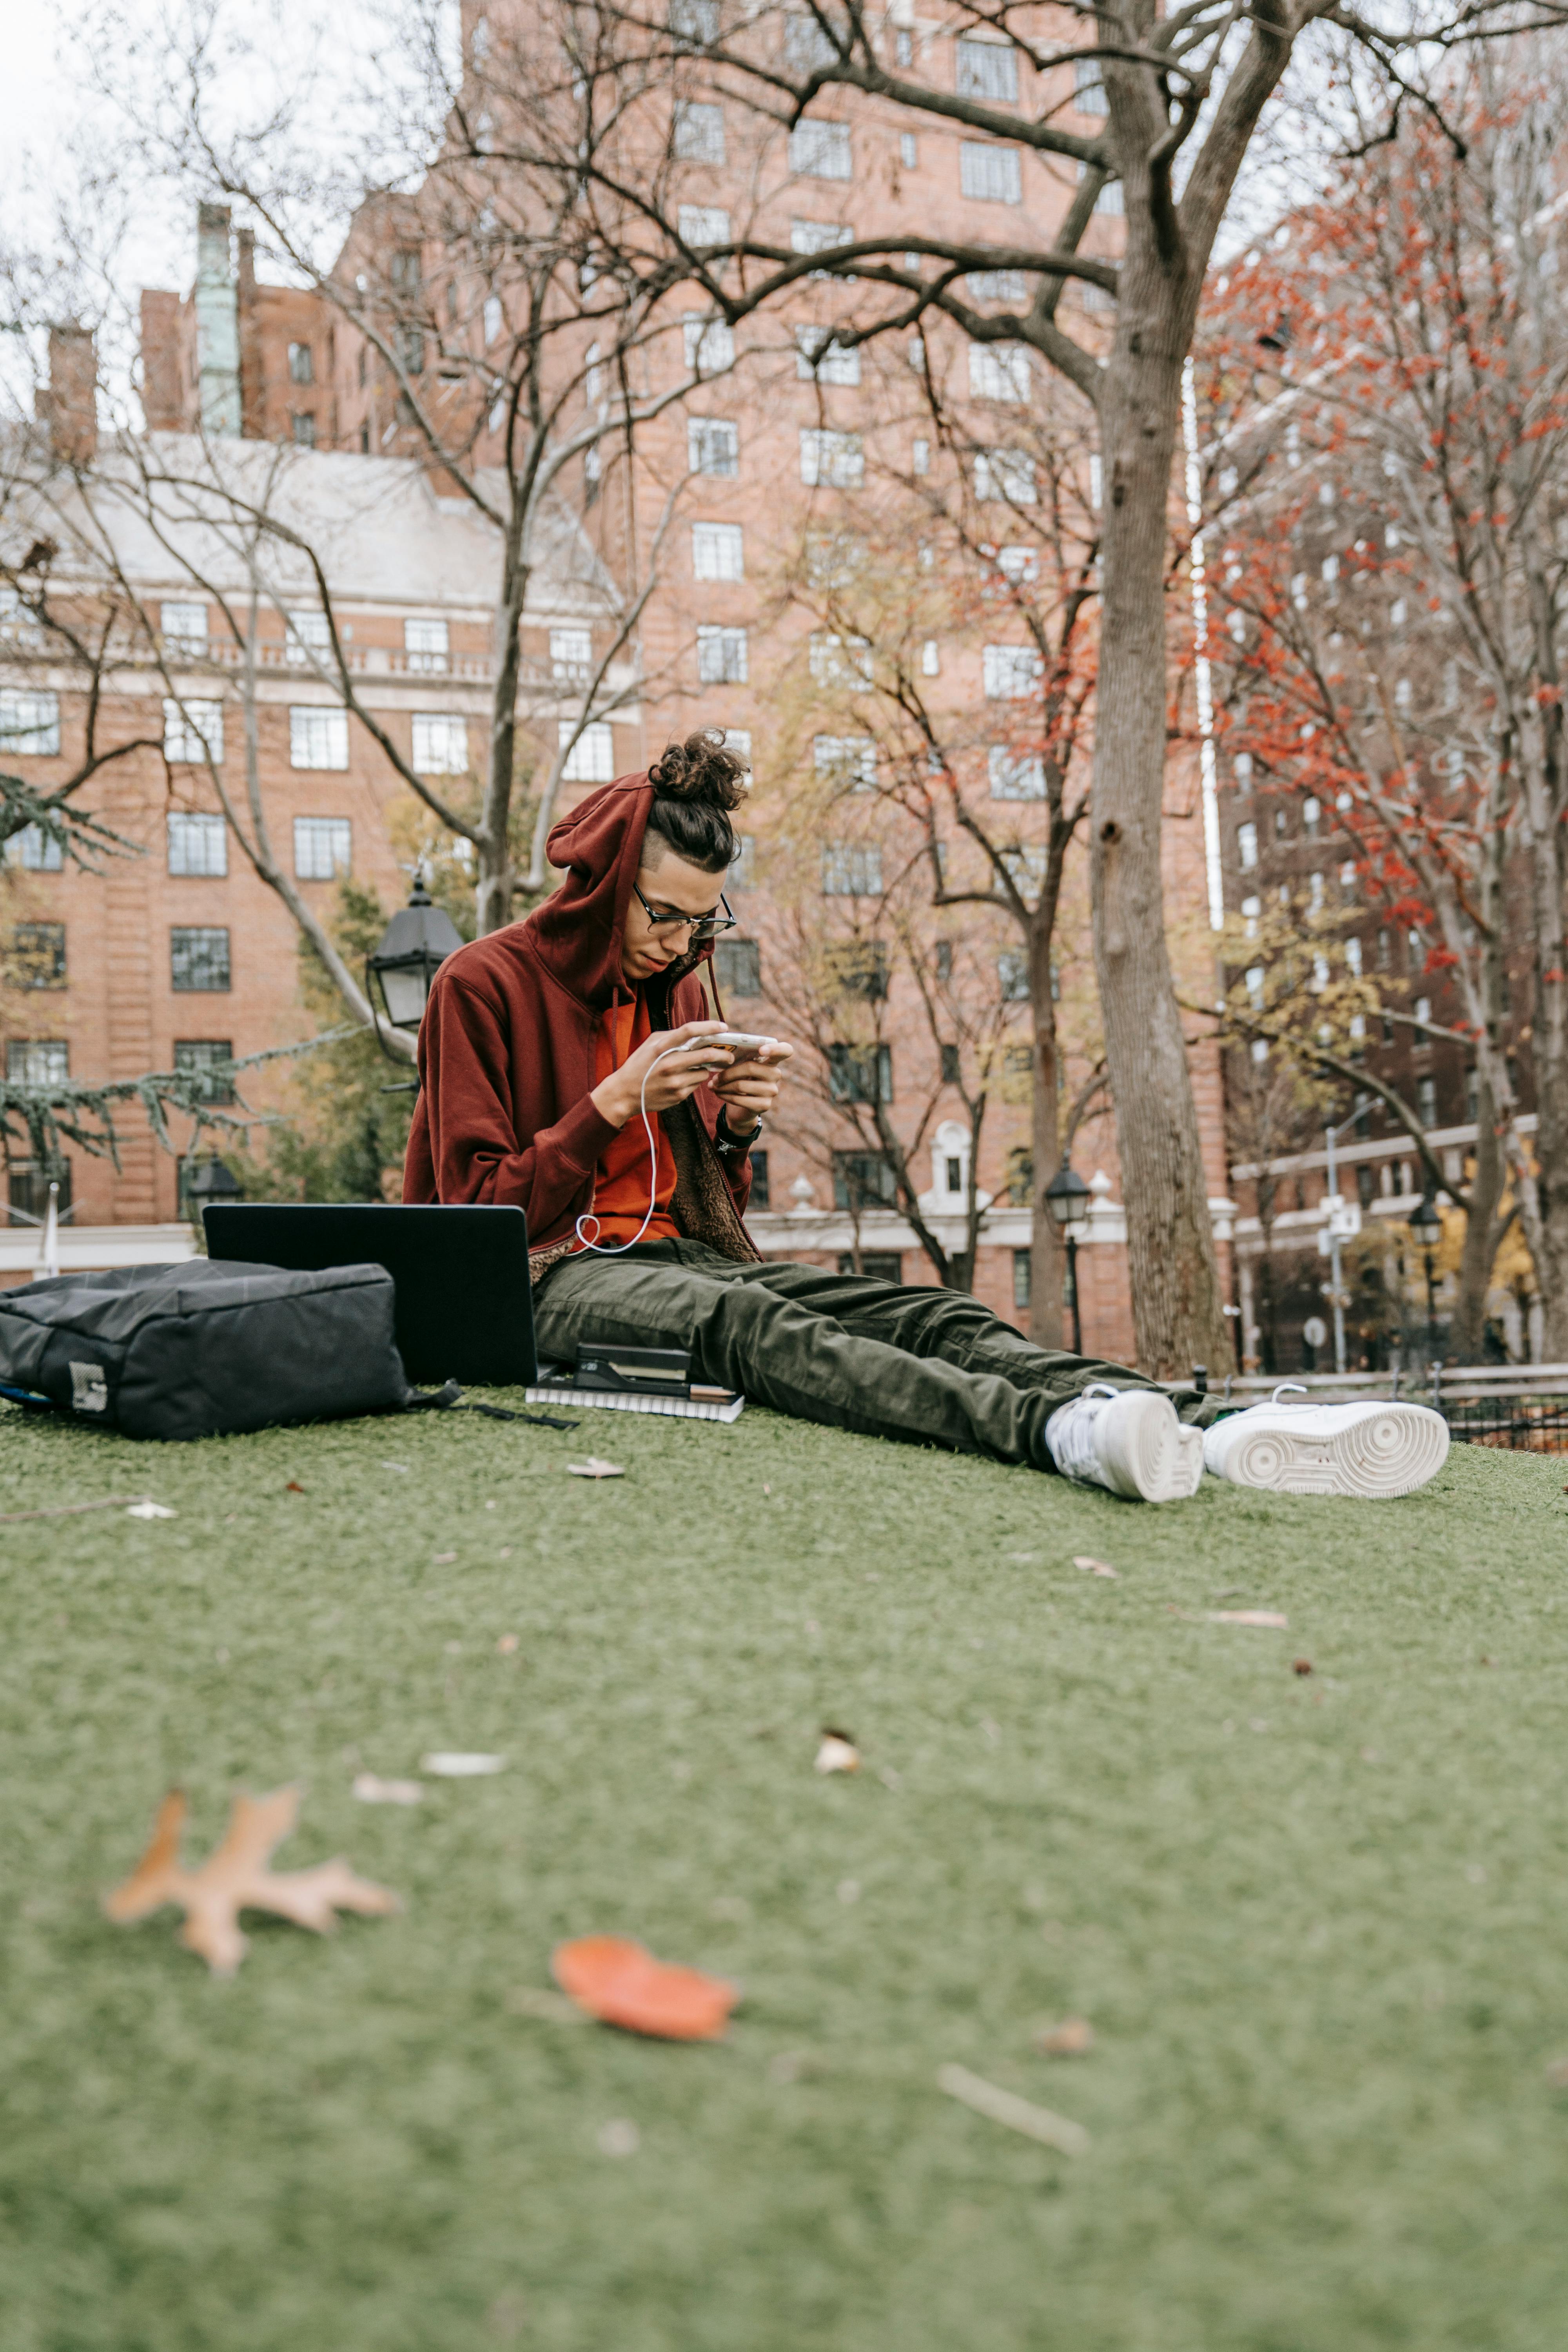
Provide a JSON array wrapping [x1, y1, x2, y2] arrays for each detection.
[[1203, 1385, 1450, 1499], [1046, 1383, 1205, 1504]]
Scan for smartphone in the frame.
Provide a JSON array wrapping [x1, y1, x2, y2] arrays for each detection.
[[705, 1031, 779, 1066]]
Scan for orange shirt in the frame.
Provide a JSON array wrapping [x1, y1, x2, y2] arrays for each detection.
[[573, 993, 680, 1250]]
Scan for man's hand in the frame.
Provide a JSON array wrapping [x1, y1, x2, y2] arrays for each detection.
[[709, 1039, 793, 1134], [590, 1021, 734, 1129]]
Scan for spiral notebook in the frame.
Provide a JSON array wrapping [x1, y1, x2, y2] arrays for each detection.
[[526, 1373, 746, 1424]]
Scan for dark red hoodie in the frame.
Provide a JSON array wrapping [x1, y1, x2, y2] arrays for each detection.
[[402, 769, 760, 1279]]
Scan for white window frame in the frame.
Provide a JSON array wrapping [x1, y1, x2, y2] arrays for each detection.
[[799, 428, 864, 488], [696, 624, 748, 684], [814, 734, 877, 789], [988, 746, 1045, 799], [968, 342, 1030, 403], [821, 842, 883, 896], [411, 712, 470, 775], [691, 521, 745, 581], [982, 644, 1043, 700], [0, 688, 61, 758], [960, 143, 1022, 203], [956, 38, 1018, 102], [973, 447, 1038, 505], [682, 313, 735, 374], [559, 720, 617, 781], [678, 203, 731, 245], [293, 817, 352, 881], [166, 810, 228, 877], [163, 697, 224, 764], [795, 325, 861, 385], [403, 617, 450, 674], [288, 706, 350, 771], [789, 119, 852, 180], [688, 416, 739, 476], [673, 100, 725, 163]]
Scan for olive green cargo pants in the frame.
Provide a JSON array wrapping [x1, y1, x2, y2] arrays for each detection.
[[534, 1239, 1214, 1472]]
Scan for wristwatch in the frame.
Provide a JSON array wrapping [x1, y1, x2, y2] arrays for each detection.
[[715, 1112, 762, 1156]]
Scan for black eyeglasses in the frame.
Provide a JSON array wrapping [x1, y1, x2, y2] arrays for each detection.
[[631, 882, 737, 944]]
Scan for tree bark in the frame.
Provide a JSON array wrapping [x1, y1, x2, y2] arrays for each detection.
[[1452, 1074, 1506, 1363], [1091, 323, 1229, 1378], [1027, 916, 1065, 1348]]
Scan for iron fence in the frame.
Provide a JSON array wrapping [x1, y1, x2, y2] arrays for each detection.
[[1163, 1363, 1568, 1453]]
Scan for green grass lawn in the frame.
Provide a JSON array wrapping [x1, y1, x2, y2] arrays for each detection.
[[4, 1393, 1568, 2352]]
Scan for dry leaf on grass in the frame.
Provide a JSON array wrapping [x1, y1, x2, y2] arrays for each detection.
[[814, 1727, 860, 1775], [497, 1633, 519, 1654], [421, 1751, 506, 1776], [1209, 1609, 1290, 1629], [567, 1456, 624, 1479], [125, 1500, 177, 1521], [1073, 1555, 1118, 1579], [285, 1481, 305, 1494], [552, 1934, 738, 2040], [1033, 2017, 1095, 2056], [352, 1773, 424, 1806], [104, 1786, 398, 1976], [936, 2063, 1089, 2154], [1545, 2056, 1568, 2090]]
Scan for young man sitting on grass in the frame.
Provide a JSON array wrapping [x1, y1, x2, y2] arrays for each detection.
[[404, 732, 1448, 1504]]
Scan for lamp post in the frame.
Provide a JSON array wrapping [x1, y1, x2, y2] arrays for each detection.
[[1045, 1159, 1092, 1355], [184, 1152, 244, 1233], [1407, 1191, 1443, 1356], [365, 873, 465, 1065]]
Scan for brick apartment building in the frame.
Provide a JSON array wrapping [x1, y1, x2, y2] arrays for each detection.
[[5, 11, 1240, 1355]]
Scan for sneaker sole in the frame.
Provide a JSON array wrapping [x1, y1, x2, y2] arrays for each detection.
[[1216, 1405, 1449, 1499], [1102, 1392, 1206, 1504]]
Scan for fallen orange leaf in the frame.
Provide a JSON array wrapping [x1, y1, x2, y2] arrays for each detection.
[[552, 1934, 737, 2040], [104, 1786, 399, 1976]]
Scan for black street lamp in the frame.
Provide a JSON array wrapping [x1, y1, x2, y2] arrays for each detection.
[[1407, 1190, 1443, 1354], [365, 873, 465, 1064], [184, 1151, 244, 1227], [1045, 1158, 1093, 1355]]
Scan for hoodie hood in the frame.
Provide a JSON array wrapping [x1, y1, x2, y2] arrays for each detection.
[[531, 769, 710, 1011]]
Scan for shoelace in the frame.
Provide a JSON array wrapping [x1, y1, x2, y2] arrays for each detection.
[[1050, 1383, 1122, 1481]]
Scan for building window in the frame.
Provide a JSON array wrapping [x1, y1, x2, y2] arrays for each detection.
[[692, 521, 745, 580], [673, 100, 726, 163], [814, 734, 877, 789], [682, 313, 736, 373], [398, 324, 425, 376], [728, 833, 756, 889], [913, 436, 930, 475], [289, 706, 350, 770], [983, 644, 1043, 699], [939, 1041, 962, 1084], [286, 610, 331, 666], [997, 948, 1030, 1001], [167, 811, 228, 876], [173, 1038, 235, 1104], [404, 618, 450, 673], [974, 448, 1037, 504], [809, 632, 874, 689], [837, 1250, 904, 1283], [171, 926, 231, 992], [956, 36, 1019, 100], [968, 342, 1030, 403], [828, 941, 888, 1001], [715, 936, 762, 998], [559, 721, 617, 781], [968, 269, 1029, 303], [988, 746, 1045, 799], [960, 143, 1022, 203], [162, 698, 224, 764], [1094, 177, 1123, 216], [5, 822, 64, 872], [291, 412, 317, 448], [1237, 822, 1259, 869], [789, 119, 852, 180], [822, 843, 883, 897], [900, 131, 918, 167], [1013, 1246, 1032, 1308], [795, 326, 861, 384], [411, 712, 470, 775], [0, 688, 62, 758], [287, 341, 314, 385], [689, 416, 739, 476], [791, 218, 855, 276], [697, 624, 748, 684], [9, 924, 66, 989], [294, 817, 352, 880], [748, 1148, 770, 1209], [800, 428, 864, 487], [6, 1038, 70, 1084], [678, 202, 730, 245], [160, 601, 208, 653], [1417, 1074, 1438, 1128], [1075, 57, 1108, 113], [832, 1151, 897, 1209], [671, 0, 720, 46], [8, 1158, 72, 1224]]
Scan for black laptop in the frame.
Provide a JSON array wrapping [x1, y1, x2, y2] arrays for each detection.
[[202, 1203, 536, 1386]]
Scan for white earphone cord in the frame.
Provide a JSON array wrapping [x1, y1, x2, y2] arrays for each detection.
[[573, 1042, 695, 1258]]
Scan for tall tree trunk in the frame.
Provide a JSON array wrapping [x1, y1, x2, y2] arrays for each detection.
[[1028, 922, 1065, 1348], [476, 550, 527, 937], [1453, 1076, 1506, 1362], [1091, 324, 1230, 1379]]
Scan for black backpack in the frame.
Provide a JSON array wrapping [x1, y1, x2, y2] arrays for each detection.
[[0, 1258, 413, 1442]]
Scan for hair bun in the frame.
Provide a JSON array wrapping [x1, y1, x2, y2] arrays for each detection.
[[648, 727, 750, 811]]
